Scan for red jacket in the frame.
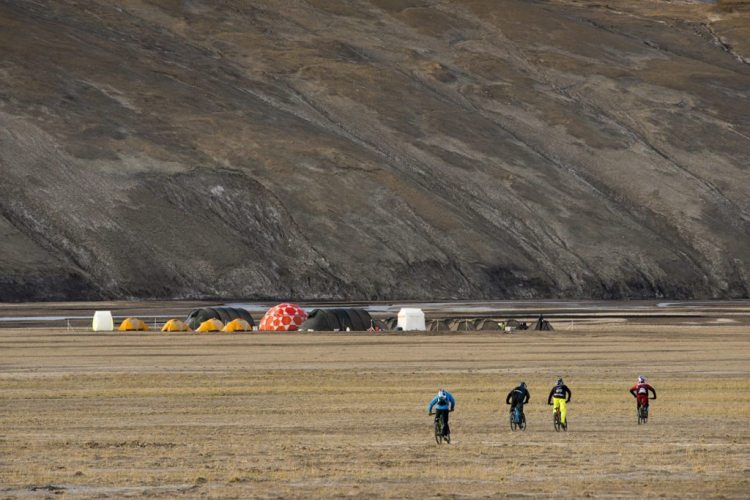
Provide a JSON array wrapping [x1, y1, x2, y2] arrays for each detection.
[[630, 383, 656, 400]]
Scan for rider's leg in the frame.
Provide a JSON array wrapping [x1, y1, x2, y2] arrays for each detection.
[[443, 409, 450, 436], [559, 398, 567, 425], [553, 397, 561, 419], [638, 394, 648, 410]]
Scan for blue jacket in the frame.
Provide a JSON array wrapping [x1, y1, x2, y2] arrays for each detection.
[[428, 391, 456, 412]]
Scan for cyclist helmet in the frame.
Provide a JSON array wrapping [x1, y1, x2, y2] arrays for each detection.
[[437, 389, 447, 399], [556, 377, 563, 385], [638, 376, 646, 383], [520, 382, 527, 389]]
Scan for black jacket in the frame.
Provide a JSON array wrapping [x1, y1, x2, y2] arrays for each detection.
[[506, 386, 530, 406], [547, 384, 571, 404]]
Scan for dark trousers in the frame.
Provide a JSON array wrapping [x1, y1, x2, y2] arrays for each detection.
[[435, 409, 450, 436]]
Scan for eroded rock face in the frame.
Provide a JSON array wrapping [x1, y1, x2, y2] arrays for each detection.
[[0, 0, 748, 301]]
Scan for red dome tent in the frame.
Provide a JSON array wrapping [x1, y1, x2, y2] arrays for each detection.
[[259, 303, 308, 331]]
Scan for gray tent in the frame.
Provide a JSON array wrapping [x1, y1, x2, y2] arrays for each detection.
[[427, 319, 451, 332], [382, 317, 398, 331], [474, 319, 502, 331], [448, 318, 475, 331]]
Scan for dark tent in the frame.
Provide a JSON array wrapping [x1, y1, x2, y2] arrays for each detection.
[[299, 308, 373, 331], [298, 309, 340, 331], [186, 307, 255, 330], [533, 315, 554, 331]]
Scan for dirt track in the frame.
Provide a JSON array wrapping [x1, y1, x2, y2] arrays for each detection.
[[1, 320, 748, 497]]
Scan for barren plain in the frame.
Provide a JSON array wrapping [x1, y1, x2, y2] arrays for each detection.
[[1, 309, 748, 497]]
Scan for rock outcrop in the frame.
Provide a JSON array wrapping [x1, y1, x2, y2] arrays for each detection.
[[1, 0, 748, 301]]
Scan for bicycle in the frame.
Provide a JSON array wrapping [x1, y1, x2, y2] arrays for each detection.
[[429, 410, 452, 444], [637, 397, 655, 425], [553, 406, 568, 431], [510, 406, 526, 431]]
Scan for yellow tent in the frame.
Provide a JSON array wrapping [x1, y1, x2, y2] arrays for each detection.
[[196, 318, 224, 333], [222, 318, 253, 332], [118, 317, 149, 331], [161, 319, 191, 332]]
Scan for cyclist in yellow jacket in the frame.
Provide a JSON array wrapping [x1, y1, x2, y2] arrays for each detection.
[[547, 378, 572, 429]]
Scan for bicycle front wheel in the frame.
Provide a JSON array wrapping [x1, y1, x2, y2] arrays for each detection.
[[435, 414, 447, 444]]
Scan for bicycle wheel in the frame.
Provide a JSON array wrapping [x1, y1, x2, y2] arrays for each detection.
[[510, 412, 517, 431], [435, 417, 443, 444], [520, 413, 527, 431], [554, 410, 561, 432], [445, 433, 451, 444]]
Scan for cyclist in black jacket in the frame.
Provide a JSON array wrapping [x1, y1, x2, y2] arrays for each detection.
[[547, 378, 572, 428], [506, 382, 530, 415]]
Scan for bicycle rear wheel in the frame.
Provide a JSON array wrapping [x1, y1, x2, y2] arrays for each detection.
[[520, 413, 527, 431], [554, 411, 561, 432], [638, 406, 648, 424]]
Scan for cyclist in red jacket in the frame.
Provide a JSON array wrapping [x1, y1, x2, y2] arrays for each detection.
[[630, 376, 656, 414]]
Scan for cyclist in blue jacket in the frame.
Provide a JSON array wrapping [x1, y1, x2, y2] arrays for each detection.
[[428, 389, 456, 438]]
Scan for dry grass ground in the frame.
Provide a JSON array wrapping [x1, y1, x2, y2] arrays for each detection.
[[1, 321, 748, 497]]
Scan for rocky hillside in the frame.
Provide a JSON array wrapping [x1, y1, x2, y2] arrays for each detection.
[[1, 0, 749, 301]]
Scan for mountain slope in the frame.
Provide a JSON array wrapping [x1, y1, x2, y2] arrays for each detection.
[[1, 0, 748, 301]]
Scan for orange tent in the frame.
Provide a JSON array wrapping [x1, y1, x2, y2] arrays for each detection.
[[223, 318, 253, 332], [118, 317, 149, 331], [196, 318, 224, 333], [161, 319, 191, 332]]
